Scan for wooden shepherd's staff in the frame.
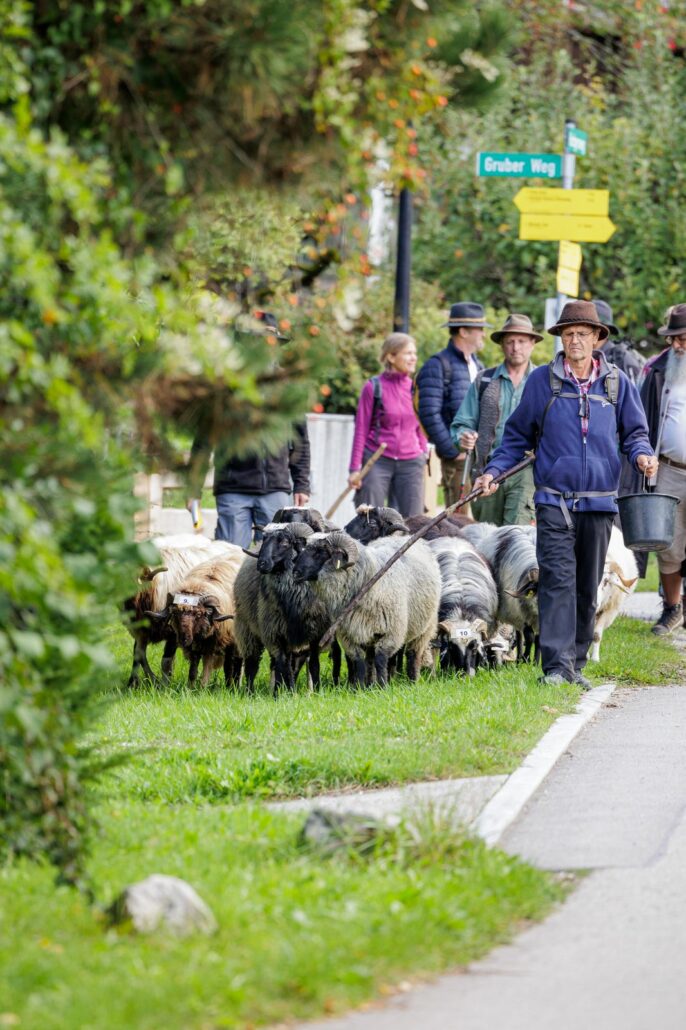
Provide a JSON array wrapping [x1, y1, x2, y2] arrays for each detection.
[[319, 452, 535, 650], [325, 442, 387, 520]]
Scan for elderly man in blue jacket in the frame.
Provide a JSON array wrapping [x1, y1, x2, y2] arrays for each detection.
[[416, 302, 489, 506], [474, 301, 657, 689]]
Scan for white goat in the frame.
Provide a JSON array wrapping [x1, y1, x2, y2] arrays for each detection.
[[589, 526, 638, 662]]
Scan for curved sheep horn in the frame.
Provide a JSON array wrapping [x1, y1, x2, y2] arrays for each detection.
[[327, 530, 359, 568], [144, 608, 170, 621], [212, 613, 234, 623], [242, 548, 259, 558], [140, 564, 169, 582]]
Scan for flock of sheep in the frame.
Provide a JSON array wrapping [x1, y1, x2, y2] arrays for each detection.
[[126, 503, 639, 693]]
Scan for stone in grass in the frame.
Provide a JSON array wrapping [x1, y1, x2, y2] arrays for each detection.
[[107, 874, 218, 936], [298, 808, 384, 856]]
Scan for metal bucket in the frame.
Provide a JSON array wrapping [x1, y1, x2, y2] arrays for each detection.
[[617, 486, 680, 552]]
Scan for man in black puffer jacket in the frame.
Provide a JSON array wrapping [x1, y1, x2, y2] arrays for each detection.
[[415, 302, 488, 506]]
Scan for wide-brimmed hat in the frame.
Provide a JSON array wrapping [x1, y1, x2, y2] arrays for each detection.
[[491, 313, 544, 345], [441, 301, 492, 329], [591, 298, 619, 336], [657, 303, 686, 337], [548, 300, 609, 341]]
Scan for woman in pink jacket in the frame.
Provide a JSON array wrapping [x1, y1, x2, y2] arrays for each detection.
[[348, 333, 428, 517]]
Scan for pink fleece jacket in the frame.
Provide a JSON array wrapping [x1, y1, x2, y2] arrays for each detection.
[[349, 371, 428, 471]]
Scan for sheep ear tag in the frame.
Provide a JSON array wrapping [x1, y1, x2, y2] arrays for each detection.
[[173, 593, 200, 606], [335, 559, 341, 570]]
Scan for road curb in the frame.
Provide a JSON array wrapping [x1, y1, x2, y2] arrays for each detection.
[[472, 682, 616, 846]]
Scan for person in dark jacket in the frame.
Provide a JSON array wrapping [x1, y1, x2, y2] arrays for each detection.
[[206, 424, 310, 547], [415, 302, 489, 507], [592, 298, 645, 383], [473, 301, 656, 689], [636, 304, 686, 635], [188, 313, 311, 548]]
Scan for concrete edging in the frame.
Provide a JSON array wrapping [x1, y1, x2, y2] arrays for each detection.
[[472, 682, 616, 846]]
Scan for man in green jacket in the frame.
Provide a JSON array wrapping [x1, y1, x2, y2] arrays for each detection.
[[450, 312, 541, 525]]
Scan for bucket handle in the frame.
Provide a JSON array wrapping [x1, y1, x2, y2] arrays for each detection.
[[642, 472, 655, 495]]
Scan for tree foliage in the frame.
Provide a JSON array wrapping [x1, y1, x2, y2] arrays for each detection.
[[413, 0, 686, 345]]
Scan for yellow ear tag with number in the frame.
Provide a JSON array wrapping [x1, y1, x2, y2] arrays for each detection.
[[335, 559, 341, 570]]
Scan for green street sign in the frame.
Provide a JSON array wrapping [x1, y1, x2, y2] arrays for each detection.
[[476, 152, 562, 179], [566, 126, 588, 156]]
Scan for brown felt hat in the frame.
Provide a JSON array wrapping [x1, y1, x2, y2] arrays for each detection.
[[657, 302, 686, 337], [491, 313, 544, 345], [547, 300, 609, 341]]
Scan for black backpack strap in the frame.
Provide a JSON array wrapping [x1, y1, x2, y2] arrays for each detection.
[[536, 363, 562, 446], [370, 375, 383, 443], [439, 351, 452, 398]]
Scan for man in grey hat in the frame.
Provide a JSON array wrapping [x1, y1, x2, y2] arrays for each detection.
[[593, 298, 645, 383], [450, 313, 541, 525], [416, 301, 488, 507], [474, 300, 656, 689]]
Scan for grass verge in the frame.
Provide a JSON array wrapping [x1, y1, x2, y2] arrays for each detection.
[[0, 804, 568, 1030], [99, 617, 684, 805]]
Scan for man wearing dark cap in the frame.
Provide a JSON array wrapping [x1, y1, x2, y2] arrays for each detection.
[[450, 313, 542, 525], [638, 303, 686, 635], [416, 302, 488, 507], [592, 298, 645, 383], [474, 300, 656, 689]]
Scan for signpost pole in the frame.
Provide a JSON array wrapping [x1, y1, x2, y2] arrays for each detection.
[[393, 187, 412, 332], [554, 118, 578, 353]]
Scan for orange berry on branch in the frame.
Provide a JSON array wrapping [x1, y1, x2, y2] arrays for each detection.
[[309, 325, 321, 336]]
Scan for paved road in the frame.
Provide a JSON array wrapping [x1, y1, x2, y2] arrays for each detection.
[[305, 682, 686, 1030]]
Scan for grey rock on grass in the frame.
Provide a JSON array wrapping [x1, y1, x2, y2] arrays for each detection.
[[299, 808, 383, 855], [107, 874, 217, 936]]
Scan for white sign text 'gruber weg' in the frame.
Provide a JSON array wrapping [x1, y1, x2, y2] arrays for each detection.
[[476, 152, 562, 179]]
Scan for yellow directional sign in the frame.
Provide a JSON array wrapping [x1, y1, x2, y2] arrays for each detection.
[[519, 213, 616, 243], [557, 265, 579, 296], [556, 239, 582, 296], [514, 187, 609, 217], [559, 240, 582, 271]]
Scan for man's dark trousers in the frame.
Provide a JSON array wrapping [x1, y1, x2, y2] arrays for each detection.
[[536, 503, 614, 681]]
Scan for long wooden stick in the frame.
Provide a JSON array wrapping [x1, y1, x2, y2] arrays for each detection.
[[325, 442, 387, 520], [319, 452, 535, 649]]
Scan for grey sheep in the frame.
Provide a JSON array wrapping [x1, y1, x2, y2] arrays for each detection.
[[293, 530, 441, 686], [463, 525, 539, 662], [428, 537, 499, 676], [234, 522, 341, 692]]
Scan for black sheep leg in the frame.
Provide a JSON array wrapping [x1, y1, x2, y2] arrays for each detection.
[[330, 639, 342, 685], [374, 651, 389, 685], [308, 644, 321, 691]]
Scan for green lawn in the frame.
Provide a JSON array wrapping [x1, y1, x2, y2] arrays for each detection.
[[0, 806, 567, 1030], [636, 552, 659, 592], [1, 615, 682, 1029]]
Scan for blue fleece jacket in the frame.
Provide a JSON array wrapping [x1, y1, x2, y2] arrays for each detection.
[[416, 343, 483, 459], [484, 351, 653, 514]]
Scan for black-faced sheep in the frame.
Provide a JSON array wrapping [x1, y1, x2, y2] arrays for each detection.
[[146, 548, 244, 686], [125, 534, 237, 686], [293, 531, 441, 686], [427, 537, 499, 676], [344, 505, 409, 544], [272, 506, 339, 532]]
